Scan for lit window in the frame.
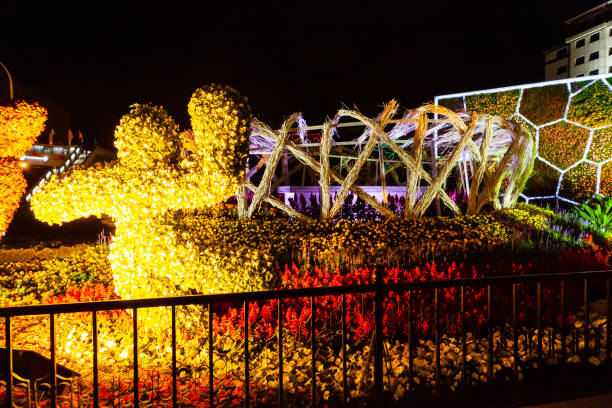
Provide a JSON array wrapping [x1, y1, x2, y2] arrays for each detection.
[[576, 56, 585, 65], [589, 51, 599, 61], [577, 74, 585, 77], [608, 66, 612, 73], [609, 47, 612, 56], [576, 39, 585, 48], [590, 69, 599, 75], [590, 32, 600, 42], [556, 66, 567, 75]]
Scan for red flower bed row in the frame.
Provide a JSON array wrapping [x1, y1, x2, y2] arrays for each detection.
[[212, 246, 610, 343]]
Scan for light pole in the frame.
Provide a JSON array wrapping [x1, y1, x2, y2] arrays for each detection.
[[0, 61, 14, 100]]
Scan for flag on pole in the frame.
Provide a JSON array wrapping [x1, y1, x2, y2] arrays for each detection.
[[68, 129, 74, 146], [78, 129, 84, 145], [49, 129, 55, 145]]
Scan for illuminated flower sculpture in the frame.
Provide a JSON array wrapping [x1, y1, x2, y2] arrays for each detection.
[[0, 101, 47, 236], [31, 85, 259, 324]]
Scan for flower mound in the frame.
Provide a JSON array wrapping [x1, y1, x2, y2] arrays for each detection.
[[30, 84, 254, 326]]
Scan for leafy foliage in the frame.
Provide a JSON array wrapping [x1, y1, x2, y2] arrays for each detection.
[[573, 194, 612, 238], [568, 81, 612, 128]]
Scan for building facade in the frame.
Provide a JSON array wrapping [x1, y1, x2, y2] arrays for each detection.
[[545, 1, 612, 80]]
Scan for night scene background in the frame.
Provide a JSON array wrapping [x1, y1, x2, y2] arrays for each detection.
[[0, 1, 604, 149], [2, 2, 612, 407]]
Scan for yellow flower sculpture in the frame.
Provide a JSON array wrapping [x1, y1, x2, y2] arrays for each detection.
[[31, 84, 259, 324], [0, 101, 47, 236]]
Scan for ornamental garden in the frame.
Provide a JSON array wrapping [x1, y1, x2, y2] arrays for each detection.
[[0, 77, 611, 406]]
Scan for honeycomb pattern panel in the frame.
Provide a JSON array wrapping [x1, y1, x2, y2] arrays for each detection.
[[588, 127, 612, 163], [567, 80, 612, 128], [523, 159, 561, 197], [437, 76, 612, 204], [519, 84, 568, 125], [559, 161, 598, 201], [538, 121, 590, 170], [465, 89, 520, 117]]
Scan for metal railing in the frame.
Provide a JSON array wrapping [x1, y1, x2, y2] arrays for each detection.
[[25, 146, 90, 202], [1, 269, 612, 407]]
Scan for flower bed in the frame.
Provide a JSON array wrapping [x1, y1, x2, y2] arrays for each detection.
[[0, 203, 610, 406], [519, 84, 568, 125], [0, 245, 610, 406]]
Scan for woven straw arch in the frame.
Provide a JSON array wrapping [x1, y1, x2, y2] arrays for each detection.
[[241, 101, 534, 220]]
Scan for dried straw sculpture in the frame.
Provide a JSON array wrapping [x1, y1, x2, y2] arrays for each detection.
[[242, 101, 534, 220]]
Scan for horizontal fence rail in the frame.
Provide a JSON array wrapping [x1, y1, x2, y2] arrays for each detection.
[[1, 269, 612, 407]]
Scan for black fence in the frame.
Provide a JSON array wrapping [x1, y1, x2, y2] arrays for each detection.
[[1, 269, 612, 407]]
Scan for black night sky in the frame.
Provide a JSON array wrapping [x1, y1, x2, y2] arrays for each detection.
[[0, 1, 605, 150]]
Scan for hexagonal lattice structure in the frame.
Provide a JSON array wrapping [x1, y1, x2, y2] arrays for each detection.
[[520, 85, 568, 125], [568, 81, 612, 128], [560, 161, 598, 201], [588, 127, 612, 163], [436, 75, 612, 204], [465, 90, 520, 118], [524, 159, 560, 197], [538, 122, 590, 169]]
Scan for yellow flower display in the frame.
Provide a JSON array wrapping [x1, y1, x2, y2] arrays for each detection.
[[30, 84, 255, 325]]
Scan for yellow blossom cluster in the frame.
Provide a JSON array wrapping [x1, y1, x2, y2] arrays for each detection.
[[30, 84, 253, 325], [169, 203, 563, 283]]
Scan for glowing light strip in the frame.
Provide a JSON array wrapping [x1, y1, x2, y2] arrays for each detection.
[[436, 73, 612, 100], [583, 131, 594, 161], [26, 146, 89, 202], [540, 118, 565, 128], [569, 80, 596, 97], [20, 155, 49, 162], [516, 89, 523, 115]]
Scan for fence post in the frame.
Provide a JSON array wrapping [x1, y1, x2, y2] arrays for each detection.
[[4, 316, 12, 407], [374, 269, 384, 403]]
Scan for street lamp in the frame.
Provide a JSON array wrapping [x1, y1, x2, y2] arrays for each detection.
[[0, 61, 14, 100]]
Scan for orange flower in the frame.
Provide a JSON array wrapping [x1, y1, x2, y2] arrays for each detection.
[[0, 101, 47, 158], [0, 158, 27, 235]]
